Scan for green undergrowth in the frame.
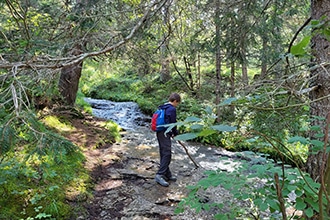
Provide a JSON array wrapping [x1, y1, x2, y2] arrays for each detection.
[[175, 156, 319, 219], [0, 108, 121, 219], [0, 150, 88, 219], [0, 121, 88, 219], [81, 72, 204, 116], [81, 73, 309, 167]]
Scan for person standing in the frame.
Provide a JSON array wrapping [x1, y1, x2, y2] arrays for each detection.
[[155, 93, 181, 187]]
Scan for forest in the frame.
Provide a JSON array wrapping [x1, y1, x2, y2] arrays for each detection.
[[1, 0, 330, 219]]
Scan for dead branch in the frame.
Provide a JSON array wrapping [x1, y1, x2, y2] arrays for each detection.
[[0, 0, 167, 71]]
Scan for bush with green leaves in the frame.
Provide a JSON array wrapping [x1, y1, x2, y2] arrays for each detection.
[[166, 106, 236, 147], [175, 155, 321, 219], [173, 113, 330, 219]]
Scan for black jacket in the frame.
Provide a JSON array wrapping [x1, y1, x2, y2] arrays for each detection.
[[158, 103, 178, 136]]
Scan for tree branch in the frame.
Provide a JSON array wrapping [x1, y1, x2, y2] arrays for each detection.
[[0, 0, 167, 70]]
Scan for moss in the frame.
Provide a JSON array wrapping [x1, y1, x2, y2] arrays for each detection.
[[42, 115, 75, 132]]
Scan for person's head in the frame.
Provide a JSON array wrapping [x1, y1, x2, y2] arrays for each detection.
[[168, 93, 181, 107]]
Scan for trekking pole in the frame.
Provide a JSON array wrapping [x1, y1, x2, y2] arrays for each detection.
[[176, 140, 200, 169]]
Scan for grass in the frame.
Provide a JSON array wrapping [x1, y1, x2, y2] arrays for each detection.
[[42, 115, 75, 132], [0, 142, 88, 219], [0, 106, 123, 219]]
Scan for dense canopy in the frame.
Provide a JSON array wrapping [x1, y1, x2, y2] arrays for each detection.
[[1, 0, 330, 219]]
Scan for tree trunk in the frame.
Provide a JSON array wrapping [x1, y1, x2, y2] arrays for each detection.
[[215, 47, 222, 123], [230, 62, 235, 98], [230, 62, 235, 114], [197, 53, 201, 90], [306, 0, 330, 182], [160, 57, 171, 82], [214, 0, 222, 123], [160, 1, 171, 83], [306, 2, 330, 218], [241, 47, 248, 85], [242, 62, 248, 86], [58, 44, 83, 106], [184, 56, 194, 90], [260, 36, 268, 79]]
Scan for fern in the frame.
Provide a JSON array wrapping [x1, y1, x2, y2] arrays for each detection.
[[0, 125, 15, 156]]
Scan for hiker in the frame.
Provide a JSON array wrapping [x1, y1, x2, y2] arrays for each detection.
[[155, 92, 181, 187]]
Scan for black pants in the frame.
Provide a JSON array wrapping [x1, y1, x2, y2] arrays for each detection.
[[156, 131, 172, 177]]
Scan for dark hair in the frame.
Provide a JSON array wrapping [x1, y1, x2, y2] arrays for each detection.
[[168, 93, 181, 102]]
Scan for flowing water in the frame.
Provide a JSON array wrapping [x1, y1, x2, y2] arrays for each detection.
[[84, 97, 149, 130], [82, 97, 281, 219], [84, 97, 244, 171], [85, 98, 258, 174]]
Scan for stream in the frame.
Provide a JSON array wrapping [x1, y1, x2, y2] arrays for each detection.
[[82, 98, 281, 219], [84, 98, 149, 130], [84, 97, 246, 172]]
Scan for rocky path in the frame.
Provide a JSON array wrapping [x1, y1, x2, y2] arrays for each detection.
[[64, 99, 300, 219], [64, 98, 274, 219], [78, 124, 244, 220]]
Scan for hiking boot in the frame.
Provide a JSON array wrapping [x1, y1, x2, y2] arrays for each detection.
[[167, 176, 177, 182], [165, 175, 177, 182], [155, 174, 169, 187]]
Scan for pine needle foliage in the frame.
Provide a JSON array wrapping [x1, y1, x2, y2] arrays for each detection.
[[0, 111, 87, 219], [0, 124, 15, 156], [0, 72, 88, 219]]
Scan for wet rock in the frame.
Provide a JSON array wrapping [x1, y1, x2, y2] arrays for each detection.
[[82, 126, 240, 219], [81, 99, 284, 219]]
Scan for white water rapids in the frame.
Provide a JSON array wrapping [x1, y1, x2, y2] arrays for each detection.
[[84, 97, 150, 130]]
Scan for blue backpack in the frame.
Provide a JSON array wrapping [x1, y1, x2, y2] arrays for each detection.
[[151, 108, 166, 132]]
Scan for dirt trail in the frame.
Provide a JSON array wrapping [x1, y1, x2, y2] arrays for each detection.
[[65, 114, 236, 219], [64, 112, 301, 220]]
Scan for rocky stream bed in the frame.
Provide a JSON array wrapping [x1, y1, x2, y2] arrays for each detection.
[[79, 125, 248, 220], [65, 98, 293, 220]]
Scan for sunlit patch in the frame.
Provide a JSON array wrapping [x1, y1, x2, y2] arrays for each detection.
[[95, 179, 123, 191], [135, 144, 152, 150], [286, 206, 303, 218], [42, 115, 75, 132], [199, 160, 241, 172], [150, 152, 158, 157]]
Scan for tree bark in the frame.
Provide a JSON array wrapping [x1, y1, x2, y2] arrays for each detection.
[[197, 53, 201, 90], [306, 0, 330, 182], [160, 1, 171, 83], [215, 46, 222, 123], [260, 36, 268, 79], [215, 0, 222, 123], [242, 62, 248, 86], [58, 44, 83, 106], [241, 47, 248, 86], [305, 1, 330, 214], [230, 62, 235, 98], [184, 56, 194, 90], [230, 62, 235, 114]]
